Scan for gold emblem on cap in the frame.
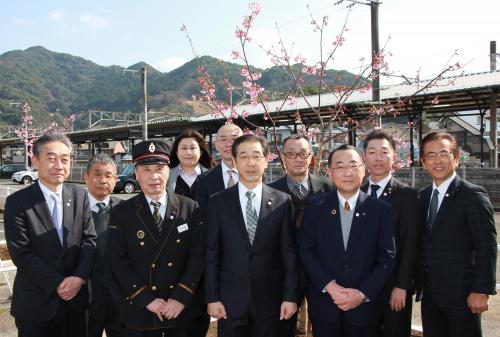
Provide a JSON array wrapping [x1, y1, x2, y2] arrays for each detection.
[[137, 230, 145, 239], [148, 142, 155, 153]]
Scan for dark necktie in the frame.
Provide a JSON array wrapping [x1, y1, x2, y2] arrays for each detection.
[[370, 184, 380, 198], [227, 170, 236, 188], [294, 183, 306, 200], [427, 189, 439, 228], [96, 202, 106, 213], [245, 191, 258, 244], [150, 201, 163, 230]]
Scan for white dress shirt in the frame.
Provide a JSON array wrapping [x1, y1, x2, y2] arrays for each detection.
[[368, 174, 392, 198], [432, 171, 456, 210], [145, 193, 168, 219], [337, 190, 360, 212], [221, 161, 239, 188], [88, 193, 111, 213], [179, 164, 202, 187], [238, 182, 262, 227]]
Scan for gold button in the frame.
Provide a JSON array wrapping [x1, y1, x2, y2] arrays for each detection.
[[140, 242, 144, 246], [176, 239, 181, 244], [168, 262, 173, 267], [152, 264, 156, 268], [152, 286, 157, 291], [169, 285, 174, 289]]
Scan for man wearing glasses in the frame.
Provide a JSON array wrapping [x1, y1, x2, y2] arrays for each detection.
[[205, 134, 298, 337], [416, 132, 497, 337], [269, 134, 332, 336], [298, 144, 395, 337]]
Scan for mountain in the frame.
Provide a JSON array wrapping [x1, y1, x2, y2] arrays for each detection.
[[0, 46, 366, 129]]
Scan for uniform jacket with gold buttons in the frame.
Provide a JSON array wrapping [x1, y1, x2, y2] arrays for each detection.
[[107, 192, 204, 330]]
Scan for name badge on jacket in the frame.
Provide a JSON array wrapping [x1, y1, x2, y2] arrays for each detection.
[[177, 223, 189, 233]]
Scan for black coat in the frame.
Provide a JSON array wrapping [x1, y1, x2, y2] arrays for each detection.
[[204, 184, 299, 320], [416, 176, 497, 307], [4, 181, 97, 321], [361, 177, 420, 296], [195, 164, 225, 218], [107, 192, 205, 330]]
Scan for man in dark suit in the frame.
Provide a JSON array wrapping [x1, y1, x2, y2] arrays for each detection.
[[298, 144, 395, 337], [417, 131, 497, 337], [361, 130, 419, 337], [269, 133, 332, 336], [205, 134, 299, 337], [196, 123, 243, 215], [107, 140, 205, 337], [5, 131, 97, 337], [83, 153, 124, 337]]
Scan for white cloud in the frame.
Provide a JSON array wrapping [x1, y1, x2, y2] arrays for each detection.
[[49, 9, 68, 22], [79, 13, 109, 29], [153, 57, 188, 72], [12, 18, 36, 26]]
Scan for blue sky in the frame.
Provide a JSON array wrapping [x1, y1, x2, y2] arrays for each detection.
[[2, 0, 499, 83]]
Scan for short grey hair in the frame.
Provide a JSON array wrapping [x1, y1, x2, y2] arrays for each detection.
[[32, 131, 72, 158], [86, 153, 117, 174]]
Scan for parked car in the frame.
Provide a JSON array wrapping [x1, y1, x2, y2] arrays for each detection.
[[11, 169, 38, 184], [0, 164, 27, 178], [114, 165, 140, 193]]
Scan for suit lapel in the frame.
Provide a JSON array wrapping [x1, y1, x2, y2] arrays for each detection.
[[156, 192, 180, 251], [215, 164, 225, 190], [325, 192, 346, 260], [379, 177, 396, 202], [61, 184, 74, 251], [226, 185, 250, 247], [134, 194, 159, 244], [32, 182, 63, 250], [308, 174, 324, 195], [253, 185, 274, 246], [432, 176, 461, 230], [345, 191, 369, 260]]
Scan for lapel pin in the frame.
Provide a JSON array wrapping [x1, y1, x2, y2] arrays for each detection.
[[362, 212, 366, 216], [331, 209, 337, 215], [137, 230, 145, 239], [383, 193, 387, 197], [170, 215, 174, 220], [355, 213, 360, 217], [267, 198, 273, 207], [445, 193, 449, 197], [66, 203, 70, 206]]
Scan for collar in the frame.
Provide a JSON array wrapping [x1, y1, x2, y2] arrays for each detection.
[[432, 171, 456, 195], [38, 180, 63, 198], [221, 160, 238, 175], [286, 173, 309, 189], [88, 192, 111, 210], [238, 181, 263, 202], [145, 192, 168, 207], [369, 174, 392, 192], [337, 189, 360, 211], [179, 164, 202, 177]]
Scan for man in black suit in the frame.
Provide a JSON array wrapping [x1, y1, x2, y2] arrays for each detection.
[[269, 133, 332, 336], [417, 131, 497, 337], [361, 130, 419, 337], [83, 153, 124, 337], [5, 131, 96, 337], [196, 123, 243, 215], [205, 134, 298, 337], [298, 144, 395, 337], [107, 140, 205, 337]]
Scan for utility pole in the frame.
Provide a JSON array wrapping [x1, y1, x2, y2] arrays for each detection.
[[370, 1, 381, 127], [490, 41, 498, 168], [141, 67, 148, 141]]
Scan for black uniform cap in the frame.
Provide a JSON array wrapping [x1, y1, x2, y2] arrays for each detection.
[[132, 140, 171, 165]]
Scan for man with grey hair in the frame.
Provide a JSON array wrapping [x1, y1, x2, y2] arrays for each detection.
[[83, 153, 124, 337], [5, 131, 96, 337]]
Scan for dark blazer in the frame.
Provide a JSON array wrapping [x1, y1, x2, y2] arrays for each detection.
[[195, 164, 225, 217], [88, 196, 123, 313], [204, 184, 299, 320], [416, 175, 497, 307], [361, 177, 419, 296], [298, 191, 395, 326], [107, 192, 205, 330], [4, 181, 97, 321]]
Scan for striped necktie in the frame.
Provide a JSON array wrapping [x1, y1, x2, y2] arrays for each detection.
[[245, 191, 258, 244], [150, 201, 163, 231]]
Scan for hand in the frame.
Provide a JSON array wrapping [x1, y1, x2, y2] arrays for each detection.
[[146, 298, 168, 321], [389, 287, 407, 312], [280, 301, 297, 320], [467, 292, 489, 314], [162, 299, 185, 320], [208, 301, 227, 320], [325, 281, 347, 302], [334, 288, 363, 311], [57, 276, 84, 301]]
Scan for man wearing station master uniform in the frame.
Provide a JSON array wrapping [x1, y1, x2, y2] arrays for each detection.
[[107, 140, 205, 337]]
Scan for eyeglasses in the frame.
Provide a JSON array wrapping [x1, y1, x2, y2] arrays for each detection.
[[423, 151, 453, 161], [283, 152, 312, 159], [330, 163, 364, 173], [237, 154, 265, 162]]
